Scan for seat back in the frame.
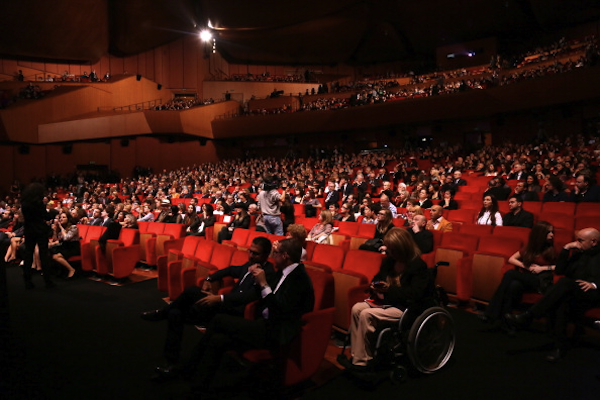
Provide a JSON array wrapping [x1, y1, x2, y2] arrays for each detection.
[[118, 228, 139, 246], [575, 215, 600, 232], [476, 235, 523, 258], [305, 243, 345, 271], [224, 228, 251, 247], [356, 223, 376, 238], [341, 249, 384, 279], [540, 212, 574, 232], [446, 209, 477, 224], [306, 267, 335, 310], [459, 223, 492, 237], [492, 226, 531, 245], [194, 240, 216, 264], [230, 249, 249, 266], [471, 253, 508, 303], [337, 221, 359, 237], [542, 202, 575, 215]]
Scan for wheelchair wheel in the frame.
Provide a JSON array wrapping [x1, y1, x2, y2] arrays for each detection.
[[406, 306, 455, 374]]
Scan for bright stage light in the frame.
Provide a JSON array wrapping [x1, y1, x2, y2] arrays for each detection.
[[199, 29, 212, 42]]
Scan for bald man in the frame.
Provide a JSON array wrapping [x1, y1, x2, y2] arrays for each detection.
[[507, 228, 600, 361], [426, 205, 453, 232], [409, 214, 434, 254]]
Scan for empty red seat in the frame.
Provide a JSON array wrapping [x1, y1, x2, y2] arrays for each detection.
[[541, 202, 575, 215]]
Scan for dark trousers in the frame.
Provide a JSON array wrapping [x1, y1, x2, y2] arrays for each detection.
[[163, 286, 218, 363], [530, 277, 600, 346], [486, 270, 541, 321], [22, 232, 53, 286], [189, 314, 277, 390]]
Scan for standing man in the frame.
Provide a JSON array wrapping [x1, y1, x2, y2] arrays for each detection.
[[186, 239, 314, 396], [21, 183, 55, 289], [502, 195, 534, 228], [257, 174, 284, 235]]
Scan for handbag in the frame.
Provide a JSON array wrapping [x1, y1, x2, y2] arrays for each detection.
[[360, 238, 384, 252]]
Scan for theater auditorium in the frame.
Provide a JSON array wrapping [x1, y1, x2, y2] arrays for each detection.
[[2, 1, 600, 399]]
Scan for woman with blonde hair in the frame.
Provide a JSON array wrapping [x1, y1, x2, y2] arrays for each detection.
[[403, 205, 424, 227], [307, 210, 333, 243], [339, 227, 431, 371]]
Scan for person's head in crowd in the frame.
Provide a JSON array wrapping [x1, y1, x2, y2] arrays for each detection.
[[507, 195, 524, 213], [429, 205, 444, 222], [271, 238, 302, 267], [545, 176, 564, 194], [376, 208, 393, 227], [249, 236, 272, 265], [328, 202, 340, 214], [412, 214, 427, 230], [383, 227, 421, 262], [318, 210, 333, 226], [286, 224, 307, 243], [574, 173, 593, 194], [481, 194, 499, 214], [202, 203, 214, 217], [380, 194, 392, 209]]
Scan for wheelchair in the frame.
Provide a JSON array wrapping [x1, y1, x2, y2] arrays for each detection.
[[340, 261, 456, 386]]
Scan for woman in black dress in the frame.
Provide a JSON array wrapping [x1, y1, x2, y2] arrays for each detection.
[[49, 212, 80, 279]]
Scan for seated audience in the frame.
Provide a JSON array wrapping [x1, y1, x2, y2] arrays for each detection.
[[503, 195, 534, 228], [542, 176, 569, 202], [409, 214, 434, 254], [476, 195, 503, 226], [426, 205, 453, 232], [338, 228, 431, 371], [568, 173, 600, 203], [48, 212, 80, 278], [307, 210, 334, 243], [482, 221, 556, 333], [141, 237, 274, 381], [439, 189, 459, 210], [359, 208, 395, 252], [506, 228, 600, 362], [217, 203, 250, 243]]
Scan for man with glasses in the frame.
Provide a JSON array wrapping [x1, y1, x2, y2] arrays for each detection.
[[188, 238, 314, 397], [506, 228, 600, 361], [142, 236, 274, 380]]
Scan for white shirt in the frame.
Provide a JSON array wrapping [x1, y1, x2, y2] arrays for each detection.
[[476, 211, 503, 226]]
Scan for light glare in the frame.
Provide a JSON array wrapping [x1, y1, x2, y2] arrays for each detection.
[[200, 29, 212, 42]]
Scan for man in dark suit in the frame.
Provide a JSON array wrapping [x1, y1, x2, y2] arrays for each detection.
[[144, 237, 274, 379], [502, 195, 534, 228], [507, 163, 528, 181], [324, 181, 340, 207], [507, 228, 600, 361], [97, 206, 121, 252], [187, 238, 314, 396], [569, 173, 600, 203], [339, 177, 354, 202], [409, 215, 434, 254], [353, 174, 368, 202], [453, 171, 467, 187]]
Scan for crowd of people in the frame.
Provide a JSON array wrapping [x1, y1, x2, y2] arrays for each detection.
[[2, 127, 600, 396]]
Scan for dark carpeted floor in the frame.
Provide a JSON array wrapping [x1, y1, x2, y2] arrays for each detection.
[[2, 260, 600, 400]]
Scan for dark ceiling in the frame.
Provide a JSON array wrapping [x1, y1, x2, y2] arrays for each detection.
[[1, 0, 599, 65]]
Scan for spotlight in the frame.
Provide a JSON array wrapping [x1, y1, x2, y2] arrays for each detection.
[[199, 29, 212, 42]]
